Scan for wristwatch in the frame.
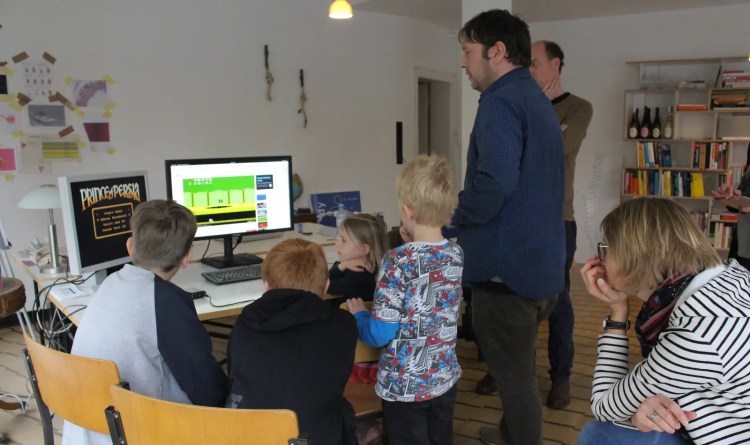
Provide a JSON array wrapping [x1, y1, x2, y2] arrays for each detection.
[[602, 314, 630, 331]]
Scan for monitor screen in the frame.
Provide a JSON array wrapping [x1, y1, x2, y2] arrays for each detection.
[[165, 156, 293, 269], [58, 171, 149, 277]]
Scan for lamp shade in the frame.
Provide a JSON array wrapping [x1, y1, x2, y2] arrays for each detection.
[[329, 0, 353, 19], [18, 184, 62, 210]]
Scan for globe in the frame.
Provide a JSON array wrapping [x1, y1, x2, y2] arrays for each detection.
[[292, 173, 303, 202]]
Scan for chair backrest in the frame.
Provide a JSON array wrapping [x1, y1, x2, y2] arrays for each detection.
[[339, 302, 381, 362], [23, 333, 120, 438], [107, 384, 303, 445]]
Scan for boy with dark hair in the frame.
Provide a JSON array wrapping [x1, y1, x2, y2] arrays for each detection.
[[226, 238, 358, 445], [63, 199, 228, 445], [347, 154, 463, 445]]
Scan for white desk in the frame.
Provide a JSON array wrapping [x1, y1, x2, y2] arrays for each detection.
[[16, 224, 337, 326]]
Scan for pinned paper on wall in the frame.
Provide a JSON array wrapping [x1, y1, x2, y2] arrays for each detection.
[[83, 121, 110, 152], [0, 147, 17, 172], [18, 135, 50, 174], [0, 104, 19, 135], [28, 104, 66, 127], [42, 137, 79, 160], [17, 53, 56, 99], [71, 79, 109, 108]]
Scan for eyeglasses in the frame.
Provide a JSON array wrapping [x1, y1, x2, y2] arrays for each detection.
[[597, 242, 609, 262]]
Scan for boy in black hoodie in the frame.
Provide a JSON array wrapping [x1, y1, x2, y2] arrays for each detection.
[[226, 238, 358, 444]]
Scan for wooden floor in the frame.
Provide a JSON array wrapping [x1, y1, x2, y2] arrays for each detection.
[[0, 270, 646, 444]]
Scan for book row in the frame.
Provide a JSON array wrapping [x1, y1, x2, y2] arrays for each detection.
[[624, 170, 705, 197]]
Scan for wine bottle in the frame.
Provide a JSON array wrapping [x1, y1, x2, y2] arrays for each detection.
[[663, 106, 673, 139], [640, 106, 652, 139], [652, 107, 662, 139], [628, 108, 640, 139]]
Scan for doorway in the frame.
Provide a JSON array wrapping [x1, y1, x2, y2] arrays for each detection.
[[416, 72, 460, 189]]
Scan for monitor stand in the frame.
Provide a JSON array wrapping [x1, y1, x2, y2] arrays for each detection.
[[201, 235, 263, 269]]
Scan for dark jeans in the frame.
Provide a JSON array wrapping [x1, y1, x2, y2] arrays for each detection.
[[382, 384, 457, 445], [547, 220, 577, 381], [473, 287, 557, 445], [728, 225, 750, 270], [578, 421, 693, 445]]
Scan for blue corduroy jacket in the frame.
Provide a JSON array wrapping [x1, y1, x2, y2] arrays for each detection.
[[452, 67, 565, 300]]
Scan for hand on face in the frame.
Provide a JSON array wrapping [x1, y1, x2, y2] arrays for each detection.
[[631, 394, 697, 434], [580, 257, 629, 312], [345, 297, 368, 315], [542, 78, 561, 99]]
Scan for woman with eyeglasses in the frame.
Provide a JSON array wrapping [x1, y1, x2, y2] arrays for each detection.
[[577, 197, 750, 445]]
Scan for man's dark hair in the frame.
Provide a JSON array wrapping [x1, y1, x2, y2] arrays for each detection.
[[458, 9, 531, 67], [543, 40, 565, 73]]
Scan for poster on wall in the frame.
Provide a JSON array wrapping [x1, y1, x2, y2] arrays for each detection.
[[72, 79, 109, 108], [83, 121, 110, 152], [14, 52, 56, 100], [28, 104, 66, 128], [0, 147, 17, 172], [0, 104, 19, 135]]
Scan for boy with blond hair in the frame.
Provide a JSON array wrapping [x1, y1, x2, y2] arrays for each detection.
[[347, 154, 463, 445], [226, 238, 358, 445]]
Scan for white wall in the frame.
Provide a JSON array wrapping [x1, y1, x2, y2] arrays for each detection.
[[529, 4, 750, 261], [0, 0, 458, 301]]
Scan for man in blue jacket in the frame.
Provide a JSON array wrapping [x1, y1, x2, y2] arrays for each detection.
[[453, 9, 565, 445]]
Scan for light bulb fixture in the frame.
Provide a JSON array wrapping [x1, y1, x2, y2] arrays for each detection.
[[329, 0, 353, 19], [18, 184, 68, 275]]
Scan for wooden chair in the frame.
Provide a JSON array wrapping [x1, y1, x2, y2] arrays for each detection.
[[23, 333, 121, 445], [105, 383, 307, 445], [340, 302, 383, 421]]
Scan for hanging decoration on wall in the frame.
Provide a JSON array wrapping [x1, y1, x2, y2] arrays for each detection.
[[298, 69, 308, 128], [264, 44, 274, 101]]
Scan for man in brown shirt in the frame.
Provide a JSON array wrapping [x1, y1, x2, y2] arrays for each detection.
[[531, 40, 593, 409]]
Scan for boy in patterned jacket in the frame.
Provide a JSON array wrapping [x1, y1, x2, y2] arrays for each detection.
[[347, 155, 463, 445]]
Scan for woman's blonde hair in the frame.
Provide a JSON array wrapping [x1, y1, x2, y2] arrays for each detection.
[[340, 213, 388, 273], [396, 155, 457, 226], [601, 197, 721, 294]]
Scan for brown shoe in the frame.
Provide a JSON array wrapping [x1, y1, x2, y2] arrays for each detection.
[[546, 380, 571, 409], [475, 372, 497, 395]]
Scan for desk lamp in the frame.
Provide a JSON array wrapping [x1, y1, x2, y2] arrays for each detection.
[[18, 184, 68, 275]]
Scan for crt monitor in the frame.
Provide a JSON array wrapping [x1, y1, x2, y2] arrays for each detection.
[[58, 171, 149, 278], [165, 155, 293, 269]]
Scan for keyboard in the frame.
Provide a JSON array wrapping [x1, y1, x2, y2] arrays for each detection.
[[201, 264, 262, 285]]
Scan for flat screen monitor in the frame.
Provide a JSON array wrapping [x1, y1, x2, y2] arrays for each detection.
[[165, 156, 293, 269], [58, 171, 149, 277]]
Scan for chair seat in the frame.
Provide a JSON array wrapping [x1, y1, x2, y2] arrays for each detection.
[[0, 278, 25, 318], [344, 381, 381, 417]]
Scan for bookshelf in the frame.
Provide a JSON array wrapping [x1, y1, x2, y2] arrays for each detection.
[[622, 56, 750, 254]]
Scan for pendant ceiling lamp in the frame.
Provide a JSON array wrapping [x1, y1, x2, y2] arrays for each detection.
[[329, 0, 353, 19]]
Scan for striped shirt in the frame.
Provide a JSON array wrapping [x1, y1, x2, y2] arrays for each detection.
[[591, 260, 750, 445]]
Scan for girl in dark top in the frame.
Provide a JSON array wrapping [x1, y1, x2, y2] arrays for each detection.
[[327, 213, 388, 308]]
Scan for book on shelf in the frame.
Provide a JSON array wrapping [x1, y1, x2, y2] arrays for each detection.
[[691, 173, 704, 197], [676, 104, 709, 111], [713, 213, 739, 222], [691, 142, 728, 170], [636, 142, 672, 168], [711, 221, 732, 249]]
